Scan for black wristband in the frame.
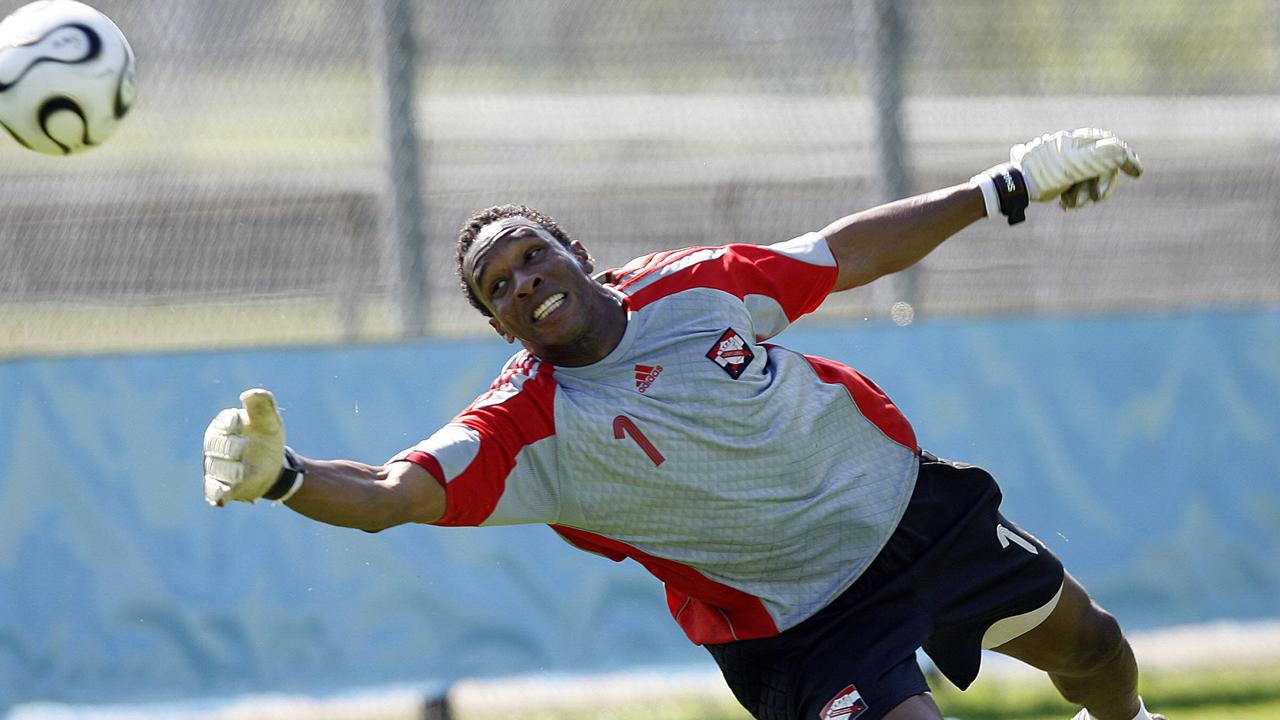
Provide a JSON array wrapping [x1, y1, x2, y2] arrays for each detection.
[[263, 446, 304, 501], [991, 165, 1030, 225]]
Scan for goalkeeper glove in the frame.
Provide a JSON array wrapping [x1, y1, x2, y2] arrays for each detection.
[[203, 388, 305, 506], [972, 128, 1143, 224]]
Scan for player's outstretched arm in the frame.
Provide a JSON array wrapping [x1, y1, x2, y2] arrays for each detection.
[[823, 128, 1142, 292], [823, 182, 985, 292], [202, 388, 444, 531], [282, 456, 444, 531]]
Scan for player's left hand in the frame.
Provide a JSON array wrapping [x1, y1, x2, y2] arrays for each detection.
[[1013, 128, 1143, 210]]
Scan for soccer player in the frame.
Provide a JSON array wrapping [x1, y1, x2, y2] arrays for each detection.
[[203, 129, 1162, 720]]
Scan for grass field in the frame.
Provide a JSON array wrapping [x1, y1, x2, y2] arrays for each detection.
[[929, 663, 1280, 720], [8, 628, 1278, 718], [9, 664, 1279, 719], [451, 662, 1280, 720]]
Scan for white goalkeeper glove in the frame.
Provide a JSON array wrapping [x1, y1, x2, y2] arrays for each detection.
[[972, 128, 1143, 224], [202, 388, 305, 506]]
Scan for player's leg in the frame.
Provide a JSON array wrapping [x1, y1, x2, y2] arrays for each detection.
[[881, 693, 944, 719], [707, 554, 946, 720], [798, 657, 943, 720], [709, 621, 946, 720], [989, 572, 1145, 720], [711, 640, 942, 717], [903, 455, 1161, 719]]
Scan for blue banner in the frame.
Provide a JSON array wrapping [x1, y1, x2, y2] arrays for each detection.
[[1, 309, 1277, 710]]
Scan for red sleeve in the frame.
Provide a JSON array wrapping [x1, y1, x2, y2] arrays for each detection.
[[392, 352, 557, 526], [613, 234, 838, 338]]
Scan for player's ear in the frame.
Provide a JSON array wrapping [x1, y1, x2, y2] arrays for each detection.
[[571, 241, 594, 274], [488, 317, 515, 344]]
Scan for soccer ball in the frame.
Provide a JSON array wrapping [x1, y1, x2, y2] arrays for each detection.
[[0, 0, 136, 155]]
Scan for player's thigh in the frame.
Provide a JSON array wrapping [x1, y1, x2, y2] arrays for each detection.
[[710, 645, 935, 720], [989, 571, 1123, 673], [791, 642, 938, 720], [881, 693, 944, 720]]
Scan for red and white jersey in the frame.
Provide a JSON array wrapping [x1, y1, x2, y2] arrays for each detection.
[[394, 233, 920, 645]]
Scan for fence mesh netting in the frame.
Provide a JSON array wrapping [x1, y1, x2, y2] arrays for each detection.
[[1, 0, 1276, 355]]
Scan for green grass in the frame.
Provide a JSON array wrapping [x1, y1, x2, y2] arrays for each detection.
[[452, 664, 1280, 720], [457, 697, 751, 720], [928, 663, 1280, 720]]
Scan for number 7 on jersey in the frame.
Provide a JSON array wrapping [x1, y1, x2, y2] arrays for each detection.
[[613, 415, 666, 466]]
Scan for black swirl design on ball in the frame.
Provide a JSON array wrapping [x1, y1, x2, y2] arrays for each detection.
[[38, 95, 89, 154], [113, 44, 135, 119], [0, 22, 103, 92], [0, 118, 34, 149]]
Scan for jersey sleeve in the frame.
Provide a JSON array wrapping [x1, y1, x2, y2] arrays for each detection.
[[612, 232, 839, 341], [389, 352, 559, 527]]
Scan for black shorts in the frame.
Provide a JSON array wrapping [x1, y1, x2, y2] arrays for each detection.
[[705, 453, 1065, 720]]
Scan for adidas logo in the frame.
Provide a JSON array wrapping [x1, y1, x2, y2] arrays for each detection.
[[634, 364, 663, 393]]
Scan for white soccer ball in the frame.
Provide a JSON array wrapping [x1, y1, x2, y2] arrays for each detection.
[[0, 0, 135, 155]]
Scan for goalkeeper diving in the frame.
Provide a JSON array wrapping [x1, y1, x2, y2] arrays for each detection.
[[204, 129, 1160, 720]]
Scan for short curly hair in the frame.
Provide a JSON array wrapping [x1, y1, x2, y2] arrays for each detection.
[[455, 204, 574, 317]]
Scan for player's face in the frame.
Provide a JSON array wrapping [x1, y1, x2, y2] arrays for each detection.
[[466, 218, 625, 366]]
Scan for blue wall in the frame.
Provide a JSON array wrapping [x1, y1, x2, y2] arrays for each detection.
[[1, 309, 1277, 710]]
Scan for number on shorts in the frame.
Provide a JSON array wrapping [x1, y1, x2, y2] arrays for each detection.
[[996, 523, 1039, 555]]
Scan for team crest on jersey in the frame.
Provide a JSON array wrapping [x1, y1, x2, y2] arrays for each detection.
[[634, 364, 663, 392], [705, 327, 754, 379], [818, 684, 868, 720]]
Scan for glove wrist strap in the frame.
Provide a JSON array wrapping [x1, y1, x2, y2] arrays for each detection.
[[263, 446, 305, 502], [972, 163, 1030, 225]]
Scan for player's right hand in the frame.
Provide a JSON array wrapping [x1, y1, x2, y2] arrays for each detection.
[[202, 388, 288, 506]]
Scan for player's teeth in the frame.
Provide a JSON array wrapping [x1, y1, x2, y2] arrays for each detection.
[[533, 294, 565, 320]]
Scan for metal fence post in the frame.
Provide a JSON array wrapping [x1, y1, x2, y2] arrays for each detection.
[[374, 0, 428, 337], [857, 0, 917, 313]]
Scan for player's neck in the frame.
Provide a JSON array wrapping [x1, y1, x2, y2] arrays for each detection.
[[529, 285, 628, 367]]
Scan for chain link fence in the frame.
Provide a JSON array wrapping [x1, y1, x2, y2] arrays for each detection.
[[1, 0, 1277, 356]]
